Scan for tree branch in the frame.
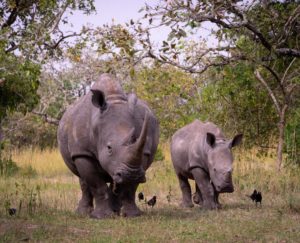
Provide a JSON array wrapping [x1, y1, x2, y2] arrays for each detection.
[[275, 48, 300, 58], [31, 111, 59, 126], [254, 69, 281, 115], [1, 1, 19, 29]]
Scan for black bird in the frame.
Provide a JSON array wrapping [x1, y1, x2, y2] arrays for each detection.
[[248, 189, 262, 206], [138, 192, 144, 202], [256, 192, 262, 206], [147, 196, 157, 207], [8, 208, 16, 216]]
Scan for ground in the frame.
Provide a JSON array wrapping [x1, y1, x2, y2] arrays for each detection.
[[0, 146, 299, 242]]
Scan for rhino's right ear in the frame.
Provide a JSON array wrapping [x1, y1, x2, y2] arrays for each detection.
[[206, 133, 216, 148], [91, 89, 107, 112]]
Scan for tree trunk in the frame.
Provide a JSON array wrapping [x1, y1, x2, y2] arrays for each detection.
[[277, 120, 284, 171], [276, 105, 288, 171]]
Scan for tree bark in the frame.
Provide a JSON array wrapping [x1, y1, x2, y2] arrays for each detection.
[[277, 105, 288, 171]]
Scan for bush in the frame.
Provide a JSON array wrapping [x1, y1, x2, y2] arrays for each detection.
[[0, 157, 19, 177]]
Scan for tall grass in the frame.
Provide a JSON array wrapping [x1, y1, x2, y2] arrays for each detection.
[[11, 148, 70, 177]]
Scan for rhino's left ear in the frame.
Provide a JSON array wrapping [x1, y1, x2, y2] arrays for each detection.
[[229, 134, 243, 148], [128, 93, 137, 112], [91, 89, 107, 112]]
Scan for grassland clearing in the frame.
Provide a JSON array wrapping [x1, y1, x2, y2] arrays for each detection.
[[0, 145, 299, 242]]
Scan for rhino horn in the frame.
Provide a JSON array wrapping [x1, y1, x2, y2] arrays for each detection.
[[127, 112, 149, 167]]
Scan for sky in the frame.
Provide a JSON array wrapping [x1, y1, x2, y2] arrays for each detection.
[[68, 0, 145, 27], [61, 0, 218, 51]]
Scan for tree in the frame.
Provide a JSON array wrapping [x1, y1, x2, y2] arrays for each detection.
[[1, 0, 95, 60], [198, 63, 278, 150], [0, 0, 95, 134], [134, 0, 300, 170], [127, 65, 198, 138]]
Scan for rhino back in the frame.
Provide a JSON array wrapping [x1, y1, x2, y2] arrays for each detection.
[[58, 93, 97, 167]]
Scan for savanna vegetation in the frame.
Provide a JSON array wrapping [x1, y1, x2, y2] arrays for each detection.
[[0, 0, 299, 242]]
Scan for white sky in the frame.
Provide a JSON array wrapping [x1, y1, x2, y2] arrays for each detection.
[[68, 0, 145, 26], [61, 0, 218, 50]]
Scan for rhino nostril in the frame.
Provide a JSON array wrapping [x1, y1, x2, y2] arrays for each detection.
[[113, 172, 123, 184]]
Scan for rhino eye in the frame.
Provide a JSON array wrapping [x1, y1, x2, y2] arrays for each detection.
[[107, 145, 113, 155], [131, 135, 136, 144]]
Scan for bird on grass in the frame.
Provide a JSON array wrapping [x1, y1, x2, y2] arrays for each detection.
[[8, 208, 16, 216], [138, 192, 144, 202], [147, 196, 157, 207], [248, 189, 262, 206]]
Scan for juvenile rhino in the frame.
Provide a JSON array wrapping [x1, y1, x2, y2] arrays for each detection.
[[58, 74, 159, 218], [171, 120, 242, 209]]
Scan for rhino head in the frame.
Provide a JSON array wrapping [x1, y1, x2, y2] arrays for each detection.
[[91, 89, 148, 185], [206, 133, 243, 193]]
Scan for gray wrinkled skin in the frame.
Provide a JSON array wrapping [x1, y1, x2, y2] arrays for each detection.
[[57, 74, 159, 219], [171, 120, 242, 210]]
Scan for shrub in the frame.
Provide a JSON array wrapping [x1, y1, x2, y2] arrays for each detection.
[[0, 157, 19, 177]]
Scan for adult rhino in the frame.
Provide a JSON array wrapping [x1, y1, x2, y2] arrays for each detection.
[[58, 74, 159, 218], [171, 120, 242, 209]]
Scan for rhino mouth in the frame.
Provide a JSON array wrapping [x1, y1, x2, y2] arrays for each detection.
[[112, 164, 146, 185], [217, 185, 234, 193], [211, 181, 234, 193]]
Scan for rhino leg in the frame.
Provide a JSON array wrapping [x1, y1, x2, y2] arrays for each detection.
[[191, 168, 219, 210], [214, 189, 221, 208], [177, 174, 194, 208], [108, 184, 122, 215], [76, 178, 94, 216], [193, 184, 203, 205], [120, 183, 142, 217], [74, 157, 114, 219]]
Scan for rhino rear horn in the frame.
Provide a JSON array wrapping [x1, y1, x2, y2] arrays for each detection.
[[128, 93, 138, 113], [127, 112, 149, 166], [91, 89, 107, 112]]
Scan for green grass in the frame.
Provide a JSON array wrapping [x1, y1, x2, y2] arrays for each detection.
[[0, 145, 300, 242]]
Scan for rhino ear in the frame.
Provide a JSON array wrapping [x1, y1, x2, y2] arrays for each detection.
[[206, 133, 216, 148], [229, 134, 243, 148], [91, 89, 107, 112], [128, 93, 137, 112]]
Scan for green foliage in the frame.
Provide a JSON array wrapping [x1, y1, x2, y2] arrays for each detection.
[[285, 108, 300, 165], [199, 63, 277, 148], [0, 47, 40, 121], [0, 0, 96, 60], [3, 113, 57, 149], [127, 66, 199, 138]]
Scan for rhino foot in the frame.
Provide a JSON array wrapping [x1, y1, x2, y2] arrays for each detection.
[[121, 205, 142, 217], [90, 209, 115, 219], [202, 201, 220, 210], [180, 201, 194, 208], [76, 205, 93, 216], [193, 194, 203, 205]]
